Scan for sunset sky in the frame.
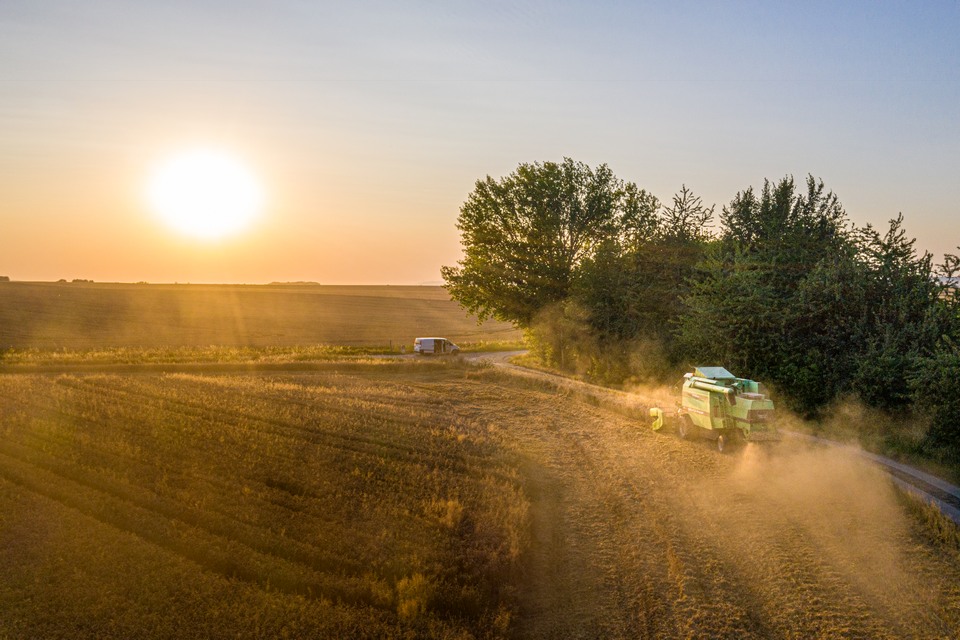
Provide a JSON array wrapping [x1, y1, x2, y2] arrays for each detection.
[[1, 1, 957, 284]]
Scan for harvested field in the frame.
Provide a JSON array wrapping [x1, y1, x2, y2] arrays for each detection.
[[0, 360, 523, 638], [0, 359, 959, 638], [0, 282, 520, 349]]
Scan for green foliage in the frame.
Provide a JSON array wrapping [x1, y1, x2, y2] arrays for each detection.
[[571, 185, 713, 375], [442, 158, 657, 327], [849, 215, 944, 410], [679, 243, 782, 375], [444, 162, 714, 375], [660, 184, 715, 244], [495, 181, 714, 379], [675, 175, 954, 418], [574, 240, 645, 343], [785, 249, 868, 408], [720, 176, 848, 257], [910, 341, 960, 462], [446, 160, 960, 457], [525, 300, 597, 375], [678, 176, 851, 413]]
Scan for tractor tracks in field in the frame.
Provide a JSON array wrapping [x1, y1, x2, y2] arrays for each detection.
[[499, 387, 912, 638], [472, 353, 960, 637], [8, 347, 959, 530], [3, 353, 960, 637], [0, 442, 375, 606], [473, 352, 960, 527], [0, 378, 417, 609], [508, 406, 677, 638]]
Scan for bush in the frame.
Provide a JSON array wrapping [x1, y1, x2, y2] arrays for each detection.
[[526, 300, 596, 375], [911, 347, 960, 462]]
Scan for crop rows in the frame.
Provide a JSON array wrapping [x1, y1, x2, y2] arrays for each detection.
[[0, 365, 526, 638], [5, 361, 960, 638]]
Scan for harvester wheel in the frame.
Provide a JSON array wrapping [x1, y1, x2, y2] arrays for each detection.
[[677, 416, 692, 440], [716, 434, 726, 453]]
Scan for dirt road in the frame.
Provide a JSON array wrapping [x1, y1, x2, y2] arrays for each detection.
[[464, 365, 960, 639]]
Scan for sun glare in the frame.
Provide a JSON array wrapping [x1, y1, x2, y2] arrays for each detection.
[[147, 149, 263, 239]]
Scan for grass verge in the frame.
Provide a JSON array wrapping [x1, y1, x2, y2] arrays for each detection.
[[0, 341, 528, 368]]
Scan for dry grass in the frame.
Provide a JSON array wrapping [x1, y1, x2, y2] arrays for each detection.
[[0, 341, 527, 368], [467, 365, 960, 639], [900, 490, 960, 553]]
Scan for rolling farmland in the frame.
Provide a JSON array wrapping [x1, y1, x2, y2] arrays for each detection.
[[1, 358, 960, 638], [0, 282, 521, 350], [1, 283, 960, 638]]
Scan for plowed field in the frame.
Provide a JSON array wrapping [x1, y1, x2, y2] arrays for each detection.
[[1, 360, 958, 638]]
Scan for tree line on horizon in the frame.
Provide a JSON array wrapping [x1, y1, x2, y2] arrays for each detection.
[[442, 158, 960, 463]]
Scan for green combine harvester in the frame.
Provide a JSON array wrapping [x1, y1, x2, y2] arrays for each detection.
[[649, 366, 780, 452]]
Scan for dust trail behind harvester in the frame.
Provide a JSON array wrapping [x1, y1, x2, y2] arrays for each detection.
[[729, 443, 918, 611], [587, 377, 960, 637]]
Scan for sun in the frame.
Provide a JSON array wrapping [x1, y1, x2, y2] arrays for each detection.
[[147, 149, 264, 239]]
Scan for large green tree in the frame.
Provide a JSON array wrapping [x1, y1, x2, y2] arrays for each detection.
[[909, 251, 960, 460], [848, 215, 944, 410], [574, 185, 714, 346], [677, 175, 957, 419], [566, 185, 714, 382], [677, 176, 855, 413], [442, 158, 657, 326]]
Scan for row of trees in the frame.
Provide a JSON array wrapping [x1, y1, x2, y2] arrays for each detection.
[[443, 159, 960, 461]]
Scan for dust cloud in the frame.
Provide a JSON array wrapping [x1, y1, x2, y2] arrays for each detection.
[[494, 366, 960, 638], [614, 377, 943, 632], [703, 439, 934, 631]]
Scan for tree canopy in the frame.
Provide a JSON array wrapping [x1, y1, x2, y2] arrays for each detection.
[[446, 160, 960, 461], [441, 158, 657, 327]]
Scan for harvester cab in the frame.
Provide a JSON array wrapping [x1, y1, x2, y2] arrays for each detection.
[[649, 366, 779, 452]]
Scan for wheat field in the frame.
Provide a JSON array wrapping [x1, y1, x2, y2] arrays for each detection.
[[0, 360, 525, 638], [0, 282, 520, 350], [2, 358, 960, 638], [2, 282, 960, 638]]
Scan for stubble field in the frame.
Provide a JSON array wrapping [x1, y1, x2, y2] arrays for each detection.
[[1, 358, 960, 638], [0, 360, 523, 638]]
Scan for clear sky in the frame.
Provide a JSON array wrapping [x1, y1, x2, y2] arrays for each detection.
[[1, 1, 957, 284]]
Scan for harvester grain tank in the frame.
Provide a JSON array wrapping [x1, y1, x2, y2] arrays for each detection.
[[649, 366, 779, 452]]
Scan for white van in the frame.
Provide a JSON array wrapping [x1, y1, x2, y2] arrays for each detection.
[[413, 337, 460, 355]]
